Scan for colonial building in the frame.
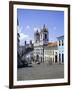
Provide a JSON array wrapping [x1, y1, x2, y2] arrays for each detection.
[[34, 24, 49, 62], [34, 24, 64, 64], [44, 42, 57, 63], [54, 35, 64, 64]]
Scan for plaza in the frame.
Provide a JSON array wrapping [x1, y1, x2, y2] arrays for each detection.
[[17, 63, 64, 81], [17, 24, 64, 81], [17, 13, 64, 80]]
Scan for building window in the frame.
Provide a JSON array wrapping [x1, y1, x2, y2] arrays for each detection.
[[55, 52, 57, 55], [45, 34, 47, 39], [55, 52, 57, 63], [59, 53, 61, 63], [62, 40, 64, 46], [59, 40, 61, 46]]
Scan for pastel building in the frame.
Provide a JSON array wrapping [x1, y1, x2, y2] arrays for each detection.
[[44, 42, 57, 62], [54, 35, 64, 64]]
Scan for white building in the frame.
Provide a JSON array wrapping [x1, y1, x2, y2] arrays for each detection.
[[34, 24, 48, 62]]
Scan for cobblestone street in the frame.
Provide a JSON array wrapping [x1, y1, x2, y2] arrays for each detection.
[[17, 63, 64, 81]]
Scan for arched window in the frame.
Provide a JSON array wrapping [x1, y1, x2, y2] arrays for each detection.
[[45, 34, 47, 39]]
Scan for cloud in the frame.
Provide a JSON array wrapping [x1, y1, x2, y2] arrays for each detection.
[[18, 25, 34, 45], [34, 27, 38, 32], [20, 33, 29, 41], [26, 25, 30, 30], [18, 25, 30, 34], [18, 26, 23, 34], [34, 27, 40, 32], [19, 32, 34, 45], [19, 33, 29, 45]]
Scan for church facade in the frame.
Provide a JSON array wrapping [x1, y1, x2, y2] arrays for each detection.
[[34, 24, 49, 62]]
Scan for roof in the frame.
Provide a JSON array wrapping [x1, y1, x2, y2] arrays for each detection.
[[57, 35, 64, 39], [48, 42, 57, 47]]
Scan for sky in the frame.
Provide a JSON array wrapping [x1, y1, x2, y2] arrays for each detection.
[[17, 9, 64, 45]]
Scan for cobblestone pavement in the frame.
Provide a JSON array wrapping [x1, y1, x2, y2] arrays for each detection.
[[17, 63, 64, 81]]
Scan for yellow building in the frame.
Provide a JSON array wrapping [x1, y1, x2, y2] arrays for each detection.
[[44, 42, 57, 63]]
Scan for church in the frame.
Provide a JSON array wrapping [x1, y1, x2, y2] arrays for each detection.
[[34, 24, 49, 62], [34, 24, 59, 63]]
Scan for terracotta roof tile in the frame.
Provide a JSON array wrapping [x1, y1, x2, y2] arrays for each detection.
[[48, 42, 57, 47]]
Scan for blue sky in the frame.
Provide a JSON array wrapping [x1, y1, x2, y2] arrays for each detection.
[[17, 9, 64, 45]]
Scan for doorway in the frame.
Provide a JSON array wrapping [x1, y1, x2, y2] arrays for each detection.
[[62, 53, 64, 63], [55, 55, 57, 63]]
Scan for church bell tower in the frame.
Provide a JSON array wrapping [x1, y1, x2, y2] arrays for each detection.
[[40, 24, 49, 45]]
